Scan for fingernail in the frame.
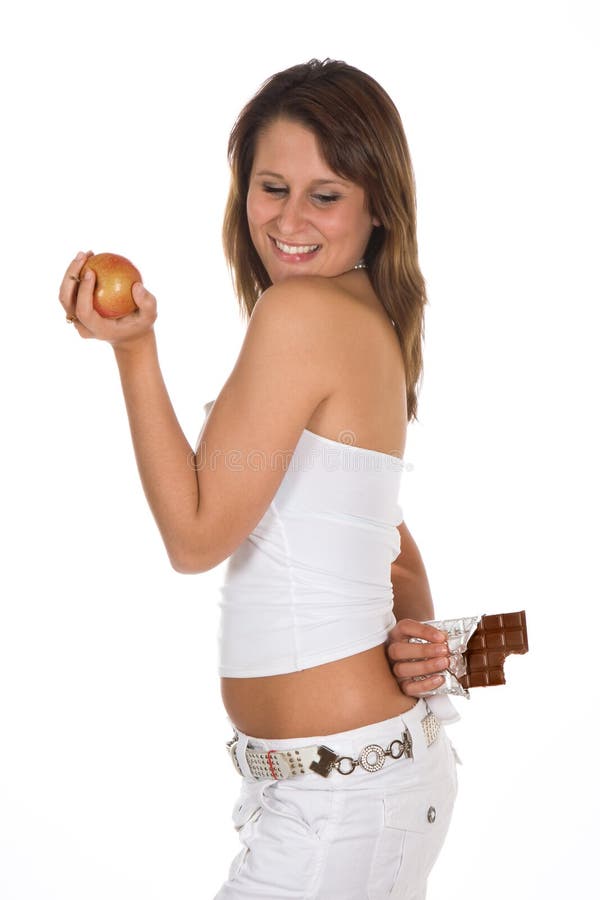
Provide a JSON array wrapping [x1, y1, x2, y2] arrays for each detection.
[[433, 675, 444, 684], [84, 270, 93, 280], [76, 251, 85, 261]]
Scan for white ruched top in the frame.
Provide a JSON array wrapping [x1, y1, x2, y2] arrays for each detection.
[[200, 400, 413, 679]]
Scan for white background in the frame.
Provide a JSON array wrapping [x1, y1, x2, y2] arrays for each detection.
[[1, 1, 598, 897]]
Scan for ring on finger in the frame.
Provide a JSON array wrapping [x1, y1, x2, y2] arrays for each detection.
[[66, 314, 79, 324]]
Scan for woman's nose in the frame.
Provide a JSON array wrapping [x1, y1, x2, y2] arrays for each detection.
[[276, 196, 307, 235]]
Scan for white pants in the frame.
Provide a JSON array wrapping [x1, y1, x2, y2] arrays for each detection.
[[215, 698, 459, 899]]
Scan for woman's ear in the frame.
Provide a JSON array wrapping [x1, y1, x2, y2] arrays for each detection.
[[371, 215, 381, 227]]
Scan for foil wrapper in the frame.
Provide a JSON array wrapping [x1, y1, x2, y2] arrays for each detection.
[[409, 615, 481, 698]]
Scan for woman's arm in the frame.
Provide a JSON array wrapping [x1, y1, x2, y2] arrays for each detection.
[[391, 521, 435, 621], [386, 521, 449, 695], [112, 332, 203, 573], [60, 255, 340, 575], [104, 283, 334, 573], [59, 253, 203, 572]]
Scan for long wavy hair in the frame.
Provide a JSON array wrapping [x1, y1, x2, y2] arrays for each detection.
[[222, 58, 428, 422]]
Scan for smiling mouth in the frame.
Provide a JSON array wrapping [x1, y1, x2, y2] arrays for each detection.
[[270, 236, 321, 255]]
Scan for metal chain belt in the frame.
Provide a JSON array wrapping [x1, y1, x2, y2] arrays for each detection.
[[226, 711, 441, 781]]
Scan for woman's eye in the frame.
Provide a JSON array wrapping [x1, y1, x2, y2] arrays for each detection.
[[260, 185, 340, 204]]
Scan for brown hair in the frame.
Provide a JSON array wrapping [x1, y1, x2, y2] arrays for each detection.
[[222, 58, 428, 422]]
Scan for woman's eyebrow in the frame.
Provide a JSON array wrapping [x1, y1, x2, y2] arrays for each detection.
[[254, 170, 349, 186]]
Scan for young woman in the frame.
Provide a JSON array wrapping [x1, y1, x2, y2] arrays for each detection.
[[58, 58, 460, 899]]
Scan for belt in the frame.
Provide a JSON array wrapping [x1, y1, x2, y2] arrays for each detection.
[[226, 710, 441, 781]]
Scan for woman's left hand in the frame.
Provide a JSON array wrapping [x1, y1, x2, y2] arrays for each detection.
[[58, 250, 157, 350], [386, 618, 449, 697]]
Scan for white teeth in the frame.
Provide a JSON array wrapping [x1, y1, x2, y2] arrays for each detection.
[[274, 238, 319, 255]]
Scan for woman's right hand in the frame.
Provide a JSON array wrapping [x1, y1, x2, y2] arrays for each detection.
[[58, 250, 157, 351], [386, 618, 449, 698]]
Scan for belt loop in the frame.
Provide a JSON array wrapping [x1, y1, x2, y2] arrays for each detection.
[[235, 731, 254, 779]]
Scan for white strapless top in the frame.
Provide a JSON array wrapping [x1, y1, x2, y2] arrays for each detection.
[[200, 399, 461, 723]]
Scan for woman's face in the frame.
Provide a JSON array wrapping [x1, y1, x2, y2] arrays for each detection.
[[246, 118, 379, 283]]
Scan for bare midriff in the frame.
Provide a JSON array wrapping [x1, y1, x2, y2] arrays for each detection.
[[220, 641, 417, 739]]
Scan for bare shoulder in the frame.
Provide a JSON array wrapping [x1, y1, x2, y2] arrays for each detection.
[[251, 274, 358, 324], [252, 274, 381, 346], [237, 276, 346, 393]]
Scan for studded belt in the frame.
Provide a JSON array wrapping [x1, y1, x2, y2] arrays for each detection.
[[226, 710, 441, 780]]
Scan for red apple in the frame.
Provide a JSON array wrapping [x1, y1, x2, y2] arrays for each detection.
[[80, 252, 142, 318]]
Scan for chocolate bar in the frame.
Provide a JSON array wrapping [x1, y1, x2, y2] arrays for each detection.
[[459, 610, 528, 689], [408, 610, 528, 698]]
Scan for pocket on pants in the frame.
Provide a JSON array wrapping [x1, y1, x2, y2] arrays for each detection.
[[367, 777, 457, 899]]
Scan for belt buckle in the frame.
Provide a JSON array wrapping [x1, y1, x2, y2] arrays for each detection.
[[309, 745, 339, 778]]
